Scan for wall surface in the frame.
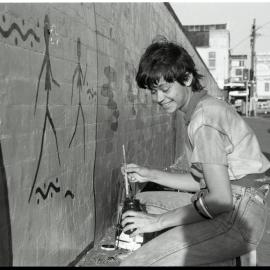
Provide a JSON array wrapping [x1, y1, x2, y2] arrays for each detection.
[[0, 2, 221, 266]]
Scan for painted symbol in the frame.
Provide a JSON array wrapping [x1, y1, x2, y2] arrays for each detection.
[[69, 38, 86, 161], [87, 86, 96, 100], [101, 66, 119, 131], [125, 62, 138, 115], [35, 178, 61, 204], [0, 15, 40, 46], [28, 15, 61, 203], [64, 190, 75, 199]]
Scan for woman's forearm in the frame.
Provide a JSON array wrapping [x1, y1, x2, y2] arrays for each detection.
[[156, 193, 233, 231], [157, 204, 205, 230], [149, 169, 200, 192]]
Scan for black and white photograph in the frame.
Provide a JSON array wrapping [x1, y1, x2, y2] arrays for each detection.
[[0, 0, 270, 266]]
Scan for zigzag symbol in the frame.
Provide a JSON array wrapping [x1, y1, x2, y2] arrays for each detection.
[[0, 22, 40, 42], [35, 181, 60, 201]]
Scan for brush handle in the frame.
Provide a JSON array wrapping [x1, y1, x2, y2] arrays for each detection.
[[122, 145, 129, 197]]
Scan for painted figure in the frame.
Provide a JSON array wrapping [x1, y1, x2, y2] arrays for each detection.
[[69, 38, 86, 161], [29, 15, 60, 203], [120, 37, 270, 266]]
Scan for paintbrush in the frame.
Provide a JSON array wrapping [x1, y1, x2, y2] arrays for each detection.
[[122, 144, 130, 198]]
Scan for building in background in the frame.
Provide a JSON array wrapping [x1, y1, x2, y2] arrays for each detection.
[[224, 54, 249, 114], [229, 54, 248, 84], [255, 53, 270, 113], [183, 24, 230, 90]]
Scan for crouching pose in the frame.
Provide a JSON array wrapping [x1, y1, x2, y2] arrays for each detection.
[[120, 37, 270, 266]]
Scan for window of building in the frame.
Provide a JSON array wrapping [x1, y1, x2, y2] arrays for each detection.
[[235, 69, 242, 76], [265, 82, 270, 92], [231, 60, 239, 67], [239, 60, 245, 67], [208, 52, 216, 68]]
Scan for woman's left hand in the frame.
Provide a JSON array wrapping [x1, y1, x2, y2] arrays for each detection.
[[121, 210, 161, 237]]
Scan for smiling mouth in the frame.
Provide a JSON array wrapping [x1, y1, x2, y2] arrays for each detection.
[[161, 101, 172, 106]]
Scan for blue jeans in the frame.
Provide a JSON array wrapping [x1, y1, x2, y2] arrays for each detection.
[[120, 185, 268, 266]]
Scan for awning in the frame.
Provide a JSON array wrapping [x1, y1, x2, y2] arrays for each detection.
[[224, 82, 246, 89], [229, 90, 248, 97]]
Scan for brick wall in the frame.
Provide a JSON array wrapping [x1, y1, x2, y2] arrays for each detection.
[[0, 2, 221, 266]]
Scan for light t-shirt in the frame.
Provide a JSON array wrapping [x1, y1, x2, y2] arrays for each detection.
[[185, 94, 270, 181]]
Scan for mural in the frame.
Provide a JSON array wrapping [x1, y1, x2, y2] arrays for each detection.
[[0, 2, 220, 266], [28, 15, 75, 204], [28, 14, 61, 203]]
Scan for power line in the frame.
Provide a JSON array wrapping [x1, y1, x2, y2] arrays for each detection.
[[230, 19, 270, 51], [230, 35, 250, 51], [256, 20, 270, 31]]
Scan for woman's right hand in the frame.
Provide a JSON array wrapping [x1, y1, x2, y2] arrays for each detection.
[[121, 163, 153, 183]]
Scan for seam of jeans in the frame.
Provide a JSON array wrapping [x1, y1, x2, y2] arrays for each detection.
[[230, 194, 244, 225], [144, 202, 178, 211], [148, 225, 235, 266]]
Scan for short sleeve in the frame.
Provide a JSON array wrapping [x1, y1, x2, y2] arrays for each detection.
[[190, 125, 228, 166]]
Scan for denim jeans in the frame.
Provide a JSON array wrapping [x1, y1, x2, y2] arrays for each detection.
[[120, 185, 268, 266]]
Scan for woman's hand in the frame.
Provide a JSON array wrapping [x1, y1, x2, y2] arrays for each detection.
[[121, 163, 153, 183], [121, 210, 161, 237]]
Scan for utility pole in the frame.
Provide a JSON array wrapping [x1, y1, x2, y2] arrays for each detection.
[[250, 18, 256, 116]]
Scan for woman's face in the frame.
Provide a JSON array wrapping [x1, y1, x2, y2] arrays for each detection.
[[151, 77, 192, 113]]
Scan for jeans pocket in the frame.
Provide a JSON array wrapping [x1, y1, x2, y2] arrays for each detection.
[[210, 194, 241, 231], [237, 197, 267, 245]]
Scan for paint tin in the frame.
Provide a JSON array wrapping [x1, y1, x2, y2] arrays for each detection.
[[122, 198, 142, 235]]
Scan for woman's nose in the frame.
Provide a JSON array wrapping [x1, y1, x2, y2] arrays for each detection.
[[157, 90, 165, 103]]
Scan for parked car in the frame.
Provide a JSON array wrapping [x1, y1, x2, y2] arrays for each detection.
[[257, 101, 270, 114]]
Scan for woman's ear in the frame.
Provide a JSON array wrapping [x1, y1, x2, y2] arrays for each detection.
[[184, 73, 193, 87]]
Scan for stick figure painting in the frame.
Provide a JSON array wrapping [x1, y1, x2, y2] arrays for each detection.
[[28, 14, 61, 203], [69, 38, 86, 162]]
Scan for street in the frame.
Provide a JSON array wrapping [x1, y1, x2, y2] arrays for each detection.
[[244, 116, 270, 266], [244, 116, 270, 154]]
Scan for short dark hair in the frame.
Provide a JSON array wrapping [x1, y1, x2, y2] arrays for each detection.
[[136, 37, 204, 92]]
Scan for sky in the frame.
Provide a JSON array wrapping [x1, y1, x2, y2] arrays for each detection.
[[170, 1, 270, 63]]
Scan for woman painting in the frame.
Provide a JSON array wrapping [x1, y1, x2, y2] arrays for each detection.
[[120, 37, 270, 266]]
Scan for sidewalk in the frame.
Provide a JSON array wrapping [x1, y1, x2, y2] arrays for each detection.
[[76, 226, 126, 267], [244, 116, 270, 266]]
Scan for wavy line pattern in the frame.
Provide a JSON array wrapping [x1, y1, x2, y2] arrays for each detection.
[[0, 22, 40, 42], [35, 181, 60, 201]]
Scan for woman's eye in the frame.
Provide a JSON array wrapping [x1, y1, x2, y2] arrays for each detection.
[[151, 89, 157, 95], [162, 87, 170, 93]]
